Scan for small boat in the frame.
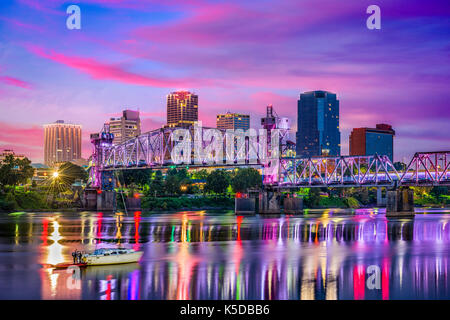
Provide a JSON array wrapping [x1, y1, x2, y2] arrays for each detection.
[[53, 262, 87, 269], [82, 248, 143, 266]]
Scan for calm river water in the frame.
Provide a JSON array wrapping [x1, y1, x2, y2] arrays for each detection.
[[0, 208, 449, 300]]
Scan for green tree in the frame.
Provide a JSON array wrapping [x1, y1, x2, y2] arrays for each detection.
[[231, 168, 262, 193], [205, 170, 230, 195], [148, 170, 164, 197], [192, 169, 208, 180], [0, 155, 34, 192], [394, 162, 407, 171], [122, 168, 152, 188], [304, 188, 321, 208], [165, 174, 181, 195], [163, 168, 191, 195], [58, 162, 88, 185]]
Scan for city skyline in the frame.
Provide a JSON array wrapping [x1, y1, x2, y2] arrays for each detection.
[[0, 0, 449, 163]]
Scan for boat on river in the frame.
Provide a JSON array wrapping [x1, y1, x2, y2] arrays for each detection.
[[82, 248, 143, 266], [52, 248, 143, 268]]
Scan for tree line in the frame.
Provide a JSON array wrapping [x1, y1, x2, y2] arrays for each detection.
[[119, 167, 262, 197]]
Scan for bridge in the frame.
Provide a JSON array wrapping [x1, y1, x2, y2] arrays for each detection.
[[89, 125, 450, 187], [86, 125, 449, 216], [277, 152, 450, 188]]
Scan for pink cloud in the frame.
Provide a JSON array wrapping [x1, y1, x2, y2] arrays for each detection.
[[0, 122, 43, 161], [132, 1, 360, 47], [0, 16, 45, 32], [18, 0, 205, 12], [25, 44, 218, 88], [0, 76, 33, 89]]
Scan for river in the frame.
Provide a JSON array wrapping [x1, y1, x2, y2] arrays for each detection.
[[0, 208, 449, 300]]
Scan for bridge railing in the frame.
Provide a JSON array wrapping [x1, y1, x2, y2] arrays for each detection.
[[275, 151, 450, 187], [399, 151, 450, 185], [277, 154, 399, 187]]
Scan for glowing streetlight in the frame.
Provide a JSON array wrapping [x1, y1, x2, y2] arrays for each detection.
[[52, 171, 59, 178]]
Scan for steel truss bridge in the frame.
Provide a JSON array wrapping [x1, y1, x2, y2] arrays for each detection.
[[89, 126, 450, 189], [277, 152, 450, 188]]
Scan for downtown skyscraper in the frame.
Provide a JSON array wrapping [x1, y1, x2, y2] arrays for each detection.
[[107, 109, 141, 145], [165, 91, 198, 128], [350, 124, 395, 161], [44, 120, 82, 166], [296, 91, 340, 157], [216, 112, 250, 130]]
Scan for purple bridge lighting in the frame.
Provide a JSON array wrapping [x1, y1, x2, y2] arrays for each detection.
[[88, 125, 450, 189]]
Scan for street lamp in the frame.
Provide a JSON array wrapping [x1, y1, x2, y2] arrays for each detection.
[[52, 171, 59, 179]]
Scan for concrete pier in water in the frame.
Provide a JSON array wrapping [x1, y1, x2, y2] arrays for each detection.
[[386, 187, 415, 217], [83, 189, 116, 211], [283, 197, 303, 214], [377, 187, 386, 207], [259, 190, 281, 214], [235, 198, 257, 215], [235, 191, 303, 215]]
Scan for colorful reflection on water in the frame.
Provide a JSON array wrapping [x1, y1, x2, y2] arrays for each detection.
[[0, 208, 449, 300]]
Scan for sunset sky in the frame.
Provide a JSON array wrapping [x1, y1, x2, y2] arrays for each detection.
[[0, 0, 449, 163]]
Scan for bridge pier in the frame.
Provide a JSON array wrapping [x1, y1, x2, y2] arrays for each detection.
[[259, 190, 281, 214], [386, 187, 415, 217], [84, 170, 117, 211], [235, 197, 257, 215], [125, 197, 141, 212], [83, 188, 116, 211], [97, 190, 116, 211], [283, 196, 303, 214], [376, 187, 386, 207]]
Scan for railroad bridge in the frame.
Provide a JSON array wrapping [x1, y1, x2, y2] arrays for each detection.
[[85, 125, 449, 217]]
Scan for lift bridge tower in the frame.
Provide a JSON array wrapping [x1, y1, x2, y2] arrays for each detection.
[[261, 104, 293, 158], [84, 125, 116, 211], [89, 124, 115, 190]]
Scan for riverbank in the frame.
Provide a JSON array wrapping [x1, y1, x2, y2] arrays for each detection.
[[1, 187, 449, 213]]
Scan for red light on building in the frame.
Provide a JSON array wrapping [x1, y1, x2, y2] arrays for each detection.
[[97, 189, 102, 194], [134, 193, 140, 199], [236, 192, 242, 198]]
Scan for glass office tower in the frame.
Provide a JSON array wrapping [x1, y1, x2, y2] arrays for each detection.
[[296, 90, 340, 157]]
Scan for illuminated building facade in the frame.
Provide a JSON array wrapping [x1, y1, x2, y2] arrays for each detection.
[[216, 112, 250, 130], [296, 90, 340, 157], [165, 91, 198, 128], [107, 110, 141, 145], [350, 124, 395, 161], [44, 120, 82, 166], [31, 163, 52, 182], [0, 149, 25, 162]]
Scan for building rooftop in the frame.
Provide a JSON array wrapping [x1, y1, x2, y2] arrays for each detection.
[[32, 163, 50, 169]]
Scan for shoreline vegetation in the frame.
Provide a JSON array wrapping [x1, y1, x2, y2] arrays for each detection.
[[0, 157, 449, 213], [1, 190, 449, 213]]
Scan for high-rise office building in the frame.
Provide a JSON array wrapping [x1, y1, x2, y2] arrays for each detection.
[[165, 91, 198, 128], [296, 90, 340, 157], [0, 149, 25, 162], [216, 112, 250, 130], [44, 120, 82, 166], [350, 124, 395, 161], [107, 110, 141, 145]]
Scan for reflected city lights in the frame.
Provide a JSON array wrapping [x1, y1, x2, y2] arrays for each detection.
[[1, 210, 449, 299]]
